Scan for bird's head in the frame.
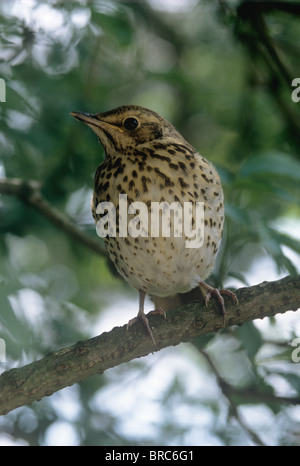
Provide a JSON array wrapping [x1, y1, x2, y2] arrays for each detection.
[[71, 105, 186, 156]]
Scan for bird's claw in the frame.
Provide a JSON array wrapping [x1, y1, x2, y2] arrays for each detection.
[[127, 308, 166, 345], [200, 282, 238, 327]]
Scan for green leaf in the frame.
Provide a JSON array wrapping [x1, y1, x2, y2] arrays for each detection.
[[236, 322, 263, 361], [240, 152, 300, 181], [277, 372, 300, 396], [227, 271, 250, 286], [225, 204, 250, 226]]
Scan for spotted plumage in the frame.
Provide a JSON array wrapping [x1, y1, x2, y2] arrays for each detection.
[[71, 105, 237, 343]]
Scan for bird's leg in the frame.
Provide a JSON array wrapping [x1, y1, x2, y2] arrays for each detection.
[[198, 280, 238, 327], [127, 290, 166, 345]]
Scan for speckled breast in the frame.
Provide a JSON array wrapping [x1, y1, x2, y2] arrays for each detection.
[[92, 143, 224, 297]]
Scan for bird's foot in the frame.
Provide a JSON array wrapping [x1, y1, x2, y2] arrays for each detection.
[[199, 281, 238, 327], [127, 308, 166, 345]]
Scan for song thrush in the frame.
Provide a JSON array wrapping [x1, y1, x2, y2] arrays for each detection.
[[71, 105, 237, 344]]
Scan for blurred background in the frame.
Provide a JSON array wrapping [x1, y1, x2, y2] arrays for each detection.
[[0, 0, 300, 446]]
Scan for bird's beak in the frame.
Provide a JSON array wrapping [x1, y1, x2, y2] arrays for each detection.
[[70, 111, 123, 133], [71, 111, 101, 127]]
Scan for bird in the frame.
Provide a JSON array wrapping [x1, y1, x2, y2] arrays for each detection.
[[71, 105, 237, 344]]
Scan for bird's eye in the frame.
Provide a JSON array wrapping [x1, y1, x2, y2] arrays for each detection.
[[123, 117, 139, 131]]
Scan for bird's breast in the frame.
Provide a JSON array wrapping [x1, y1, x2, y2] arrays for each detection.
[[92, 147, 224, 296]]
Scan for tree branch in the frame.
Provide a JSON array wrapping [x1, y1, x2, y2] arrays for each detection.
[[0, 275, 299, 416], [0, 177, 107, 258]]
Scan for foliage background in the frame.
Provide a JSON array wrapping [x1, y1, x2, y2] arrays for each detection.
[[0, 0, 300, 446]]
